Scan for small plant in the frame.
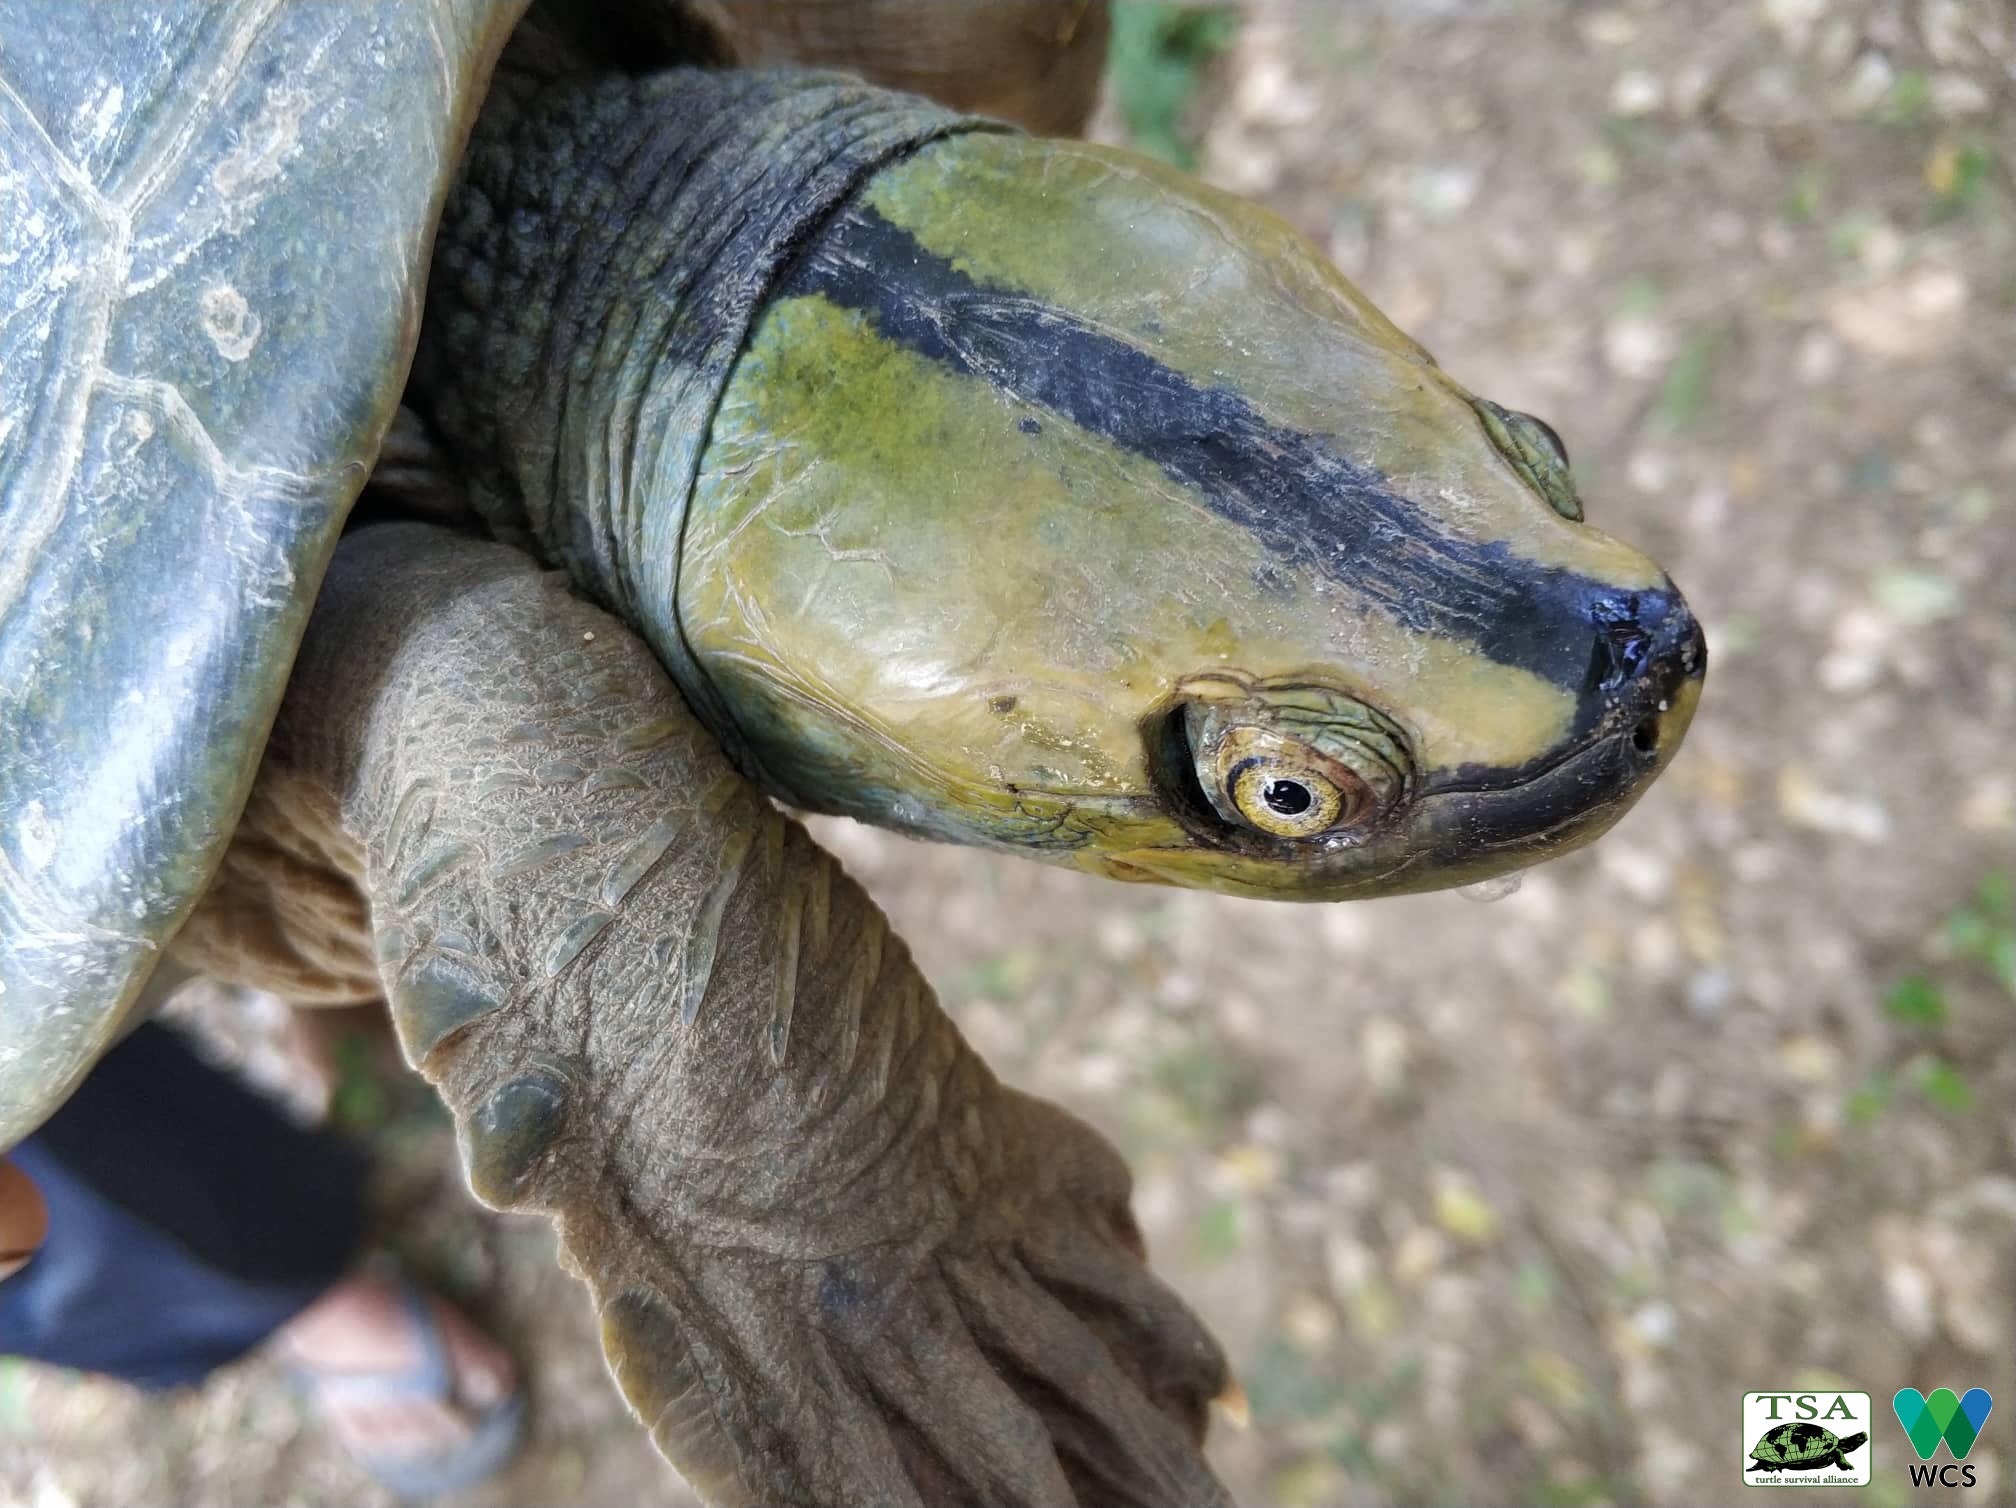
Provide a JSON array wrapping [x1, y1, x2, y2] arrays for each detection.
[[1858, 873, 2014, 1121], [1783, 163, 1829, 224], [1912, 1057, 1973, 1115], [1875, 70, 1931, 128], [1107, 2, 1239, 170], [1944, 871, 2015, 999], [1145, 1024, 1265, 1131], [1927, 139, 1998, 222], [328, 1029, 398, 1134], [1652, 327, 1726, 432], [1881, 973, 1946, 1028], [1188, 1195, 1246, 1264]]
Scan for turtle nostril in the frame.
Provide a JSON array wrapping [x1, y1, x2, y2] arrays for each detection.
[[1632, 716, 1661, 757], [1589, 591, 1706, 693], [1611, 627, 1650, 682], [1587, 621, 1650, 691], [1587, 596, 1654, 690]]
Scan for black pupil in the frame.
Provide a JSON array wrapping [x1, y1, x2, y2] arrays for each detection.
[[1262, 779, 1313, 817]]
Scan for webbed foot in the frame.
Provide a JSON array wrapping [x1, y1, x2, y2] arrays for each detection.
[[592, 1087, 1232, 1508]]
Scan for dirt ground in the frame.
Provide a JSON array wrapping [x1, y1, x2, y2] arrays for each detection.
[[6, 2, 2014, 1505]]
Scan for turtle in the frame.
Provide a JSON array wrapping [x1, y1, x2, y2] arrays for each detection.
[[1748, 1422, 1870, 1474], [0, 1, 1707, 1503]]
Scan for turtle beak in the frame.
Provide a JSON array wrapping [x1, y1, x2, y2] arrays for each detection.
[[1404, 583, 1705, 876]]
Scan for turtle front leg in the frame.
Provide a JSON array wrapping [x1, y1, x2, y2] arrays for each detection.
[[266, 523, 1231, 1507]]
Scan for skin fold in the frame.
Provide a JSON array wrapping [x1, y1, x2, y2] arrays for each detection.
[[182, 523, 1232, 1507]]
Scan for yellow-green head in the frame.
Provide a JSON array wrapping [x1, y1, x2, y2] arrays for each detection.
[[681, 132, 1704, 899]]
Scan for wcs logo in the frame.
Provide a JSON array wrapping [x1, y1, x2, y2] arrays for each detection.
[[1893, 1388, 1993, 1489]]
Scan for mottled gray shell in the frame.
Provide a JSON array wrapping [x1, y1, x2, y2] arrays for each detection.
[[0, 1, 524, 1144]]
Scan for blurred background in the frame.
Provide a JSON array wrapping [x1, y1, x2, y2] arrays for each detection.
[[5, 1, 2012, 1504]]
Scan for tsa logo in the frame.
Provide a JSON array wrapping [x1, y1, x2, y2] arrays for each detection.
[[1742, 1392, 1871, 1487], [1893, 1388, 1993, 1490]]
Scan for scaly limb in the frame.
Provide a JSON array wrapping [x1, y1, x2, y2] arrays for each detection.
[[237, 522, 1232, 1507]]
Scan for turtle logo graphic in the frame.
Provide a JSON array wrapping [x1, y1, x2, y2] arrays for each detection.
[[1742, 1392, 1872, 1487], [1748, 1422, 1868, 1475], [1893, 1388, 1993, 1489]]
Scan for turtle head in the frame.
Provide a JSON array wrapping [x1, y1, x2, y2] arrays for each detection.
[[680, 133, 1703, 900]]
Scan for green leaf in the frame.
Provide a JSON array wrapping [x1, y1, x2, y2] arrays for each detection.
[[1784, 164, 1829, 223], [1882, 974, 1948, 1028], [1108, 3, 1239, 170], [1845, 1073, 1892, 1125], [1147, 1029, 1264, 1131], [1872, 565, 1963, 624], [1652, 328, 1724, 431], [1515, 1257, 1557, 1312], [1827, 212, 1880, 261], [1978, 871, 2013, 918], [1189, 1196, 1246, 1264], [1613, 273, 1663, 317], [1946, 909, 1994, 958], [1930, 142, 1995, 220], [1945, 871, 2016, 998], [1991, 935, 2016, 1001], [329, 1033, 395, 1133], [1915, 1058, 1974, 1114], [1878, 70, 1931, 127]]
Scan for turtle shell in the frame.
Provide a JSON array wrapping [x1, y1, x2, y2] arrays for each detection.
[[0, 1, 525, 1144], [1751, 1422, 1842, 1463]]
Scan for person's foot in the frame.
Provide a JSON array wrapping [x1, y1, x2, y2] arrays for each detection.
[[0, 1158, 47, 1282], [276, 1268, 521, 1474]]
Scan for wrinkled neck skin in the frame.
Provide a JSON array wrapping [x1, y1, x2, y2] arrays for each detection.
[[412, 63, 984, 774]]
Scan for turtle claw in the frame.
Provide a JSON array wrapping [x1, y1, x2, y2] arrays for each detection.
[[945, 1252, 1235, 1508], [857, 1278, 1080, 1506], [807, 1083, 1232, 1506], [589, 1208, 1228, 1508], [581, 1114, 1232, 1508], [1012, 1222, 1232, 1444]]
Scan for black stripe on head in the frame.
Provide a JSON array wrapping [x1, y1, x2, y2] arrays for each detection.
[[778, 202, 1671, 696]]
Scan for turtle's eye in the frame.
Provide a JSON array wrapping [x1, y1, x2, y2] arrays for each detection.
[[1475, 397, 1582, 522], [1199, 723, 1376, 839], [1229, 758, 1355, 838], [1166, 683, 1416, 847]]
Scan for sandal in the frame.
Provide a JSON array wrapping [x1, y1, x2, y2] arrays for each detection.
[[284, 1271, 528, 1500]]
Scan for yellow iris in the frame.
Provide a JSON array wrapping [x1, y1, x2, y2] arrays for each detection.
[[1211, 726, 1371, 838]]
